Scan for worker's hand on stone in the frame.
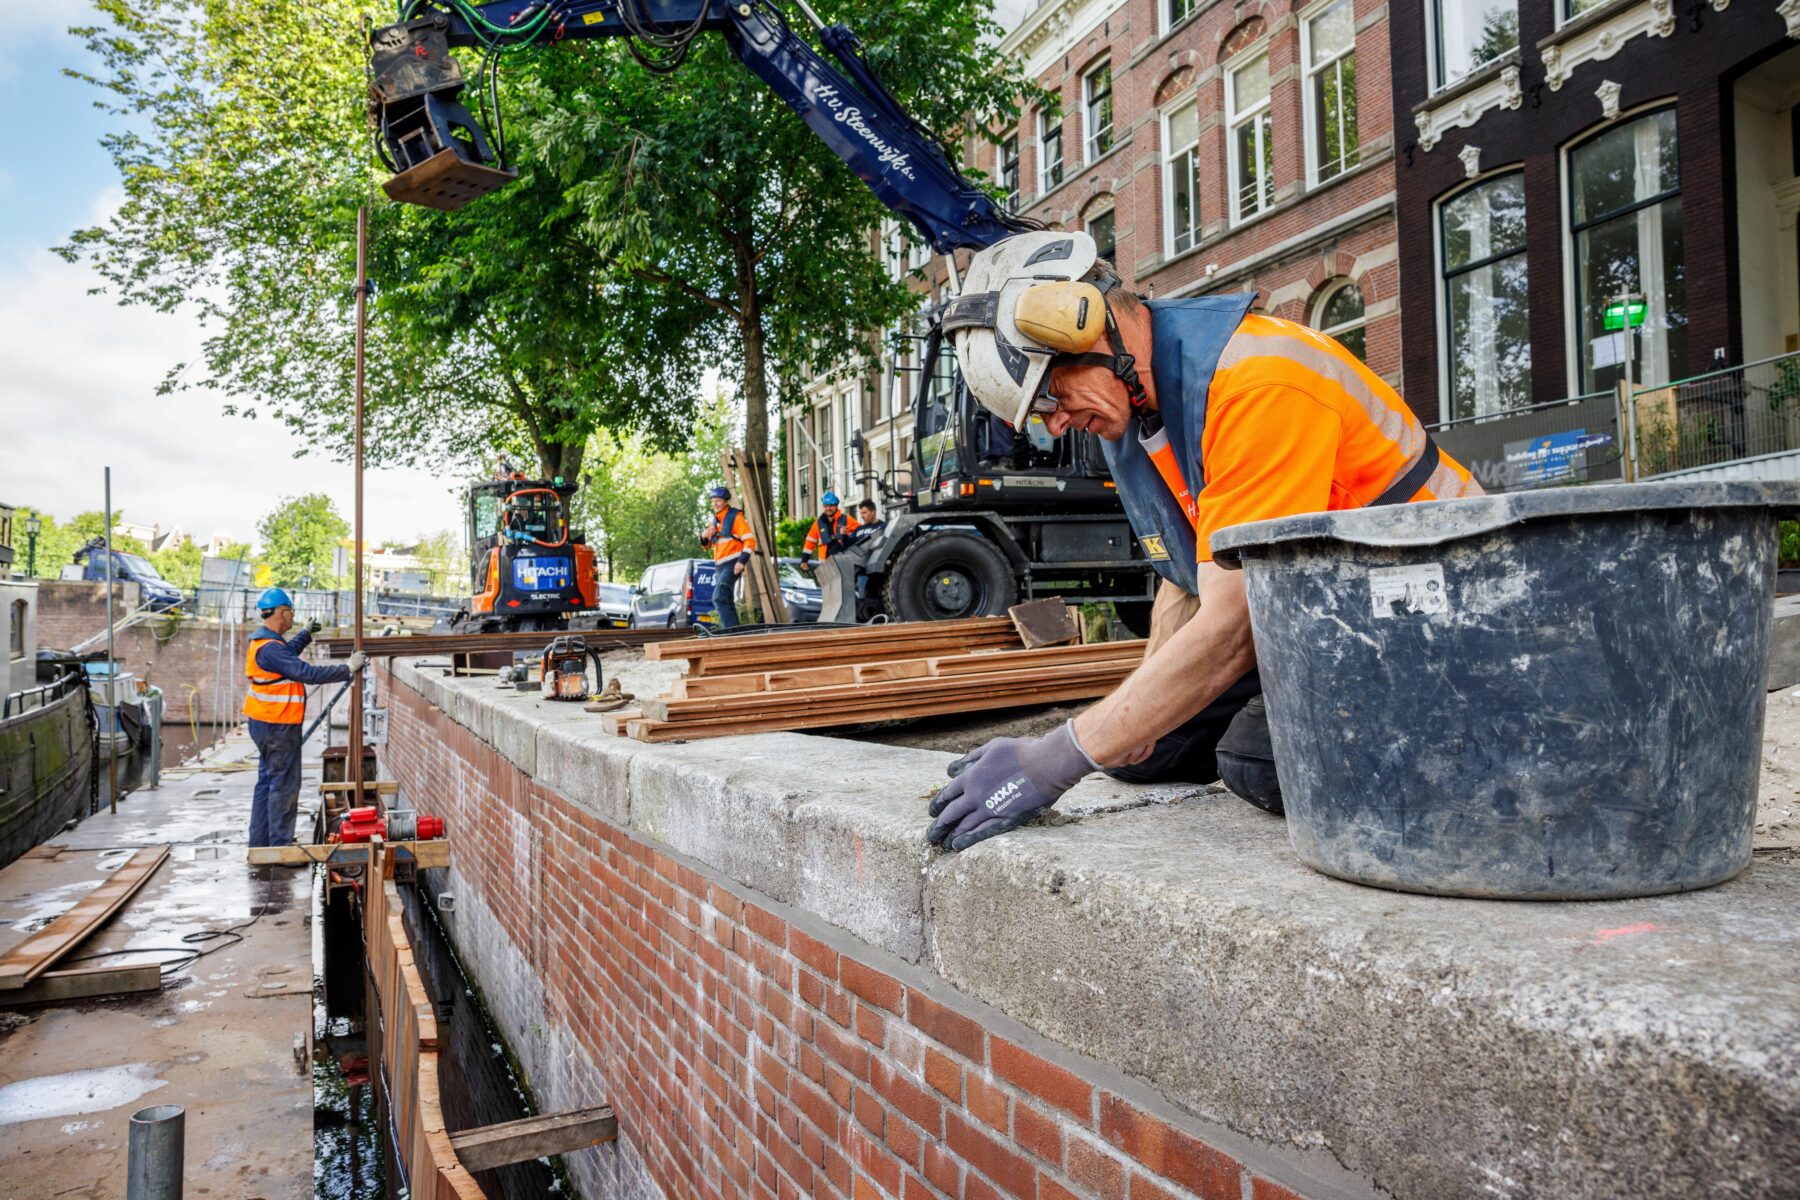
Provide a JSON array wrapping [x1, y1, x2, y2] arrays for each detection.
[[926, 721, 1097, 852], [347, 651, 368, 673]]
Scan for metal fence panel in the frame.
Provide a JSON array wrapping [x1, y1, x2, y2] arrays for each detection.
[[1428, 392, 1624, 493], [1635, 352, 1800, 479]]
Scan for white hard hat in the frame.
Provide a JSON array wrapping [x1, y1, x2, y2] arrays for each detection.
[[944, 231, 1100, 429]]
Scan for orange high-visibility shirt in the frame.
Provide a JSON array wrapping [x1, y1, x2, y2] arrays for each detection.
[[1151, 314, 1482, 562], [803, 511, 860, 559]]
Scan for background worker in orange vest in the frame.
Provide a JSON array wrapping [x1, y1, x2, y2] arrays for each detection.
[[927, 230, 1482, 851], [799, 492, 858, 569], [699, 486, 756, 628], [244, 587, 364, 848]]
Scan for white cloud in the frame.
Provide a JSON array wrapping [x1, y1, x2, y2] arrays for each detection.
[[0, 245, 465, 551]]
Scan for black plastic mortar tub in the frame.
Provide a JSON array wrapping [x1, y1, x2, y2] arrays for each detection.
[[1211, 480, 1800, 900]]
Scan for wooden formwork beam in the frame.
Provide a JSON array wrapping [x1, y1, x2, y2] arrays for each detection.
[[450, 1106, 619, 1172]]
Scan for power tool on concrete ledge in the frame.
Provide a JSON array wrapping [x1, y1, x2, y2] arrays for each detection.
[[334, 806, 447, 844], [540, 635, 601, 701]]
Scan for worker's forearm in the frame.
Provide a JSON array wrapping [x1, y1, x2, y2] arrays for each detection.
[[1072, 572, 1257, 766]]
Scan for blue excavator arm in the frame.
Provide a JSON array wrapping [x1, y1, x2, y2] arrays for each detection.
[[369, 0, 1031, 253]]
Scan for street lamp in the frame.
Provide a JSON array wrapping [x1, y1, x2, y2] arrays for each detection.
[[24, 513, 41, 577]]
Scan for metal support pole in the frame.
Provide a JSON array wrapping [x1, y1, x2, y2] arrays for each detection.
[[104, 466, 118, 814], [126, 1103, 184, 1199], [348, 206, 368, 798]]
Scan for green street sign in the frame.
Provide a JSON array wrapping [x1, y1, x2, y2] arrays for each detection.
[[1603, 300, 1647, 331]]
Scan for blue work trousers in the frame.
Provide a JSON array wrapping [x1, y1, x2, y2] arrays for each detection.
[[713, 572, 740, 628], [247, 718, 305, 847]]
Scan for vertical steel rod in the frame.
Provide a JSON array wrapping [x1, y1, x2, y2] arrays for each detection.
[[349, 206, 368, 800], [125, 1102, 183, 1197], [104, 466, 118, 814]]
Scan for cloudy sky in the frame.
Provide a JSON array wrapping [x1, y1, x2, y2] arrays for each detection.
[[0, 1, 464, 550]]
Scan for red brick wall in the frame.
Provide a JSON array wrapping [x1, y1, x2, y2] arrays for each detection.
[[380, 671, 1317, 1200]]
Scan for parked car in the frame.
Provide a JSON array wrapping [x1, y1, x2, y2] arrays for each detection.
[[77, 547, 184, 612], [629, 559, 718, 629], [734, 556, 822, 624], [595, 582, 634, 628]]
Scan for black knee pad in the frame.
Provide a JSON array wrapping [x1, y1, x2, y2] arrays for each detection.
[[1216, 695, 1283, 815]]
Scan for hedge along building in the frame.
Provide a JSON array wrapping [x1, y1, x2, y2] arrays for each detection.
[[1392, 0, 1800, 426], [784, 0, 1406, 517]]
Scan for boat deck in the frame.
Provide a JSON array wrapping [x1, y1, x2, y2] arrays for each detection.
[[0, 728, 316, 1199]]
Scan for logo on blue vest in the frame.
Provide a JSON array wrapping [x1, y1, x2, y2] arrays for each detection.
[[512, 557, 571, 592], [1139, 533, 1170, 561]]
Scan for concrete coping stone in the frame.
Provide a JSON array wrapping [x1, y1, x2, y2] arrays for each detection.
[[385, 655, 1800, 1200]]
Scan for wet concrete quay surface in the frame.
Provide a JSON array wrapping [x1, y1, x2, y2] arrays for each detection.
[[0, 730, 315, 1199]]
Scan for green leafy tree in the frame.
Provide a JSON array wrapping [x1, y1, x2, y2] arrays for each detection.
[[59, 0, 660, 481], [413, 530, 468, 595], [256, 494, 350, 589], [522, 0, 1037, 483], [150, 541, 205, 590]]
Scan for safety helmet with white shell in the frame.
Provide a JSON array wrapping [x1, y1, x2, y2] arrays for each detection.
[[942, 231, 1145, 430]]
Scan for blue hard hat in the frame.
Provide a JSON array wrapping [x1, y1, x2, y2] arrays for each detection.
[[821, 492, 840, 506], [709, 486, 731, 501], [257, 587, 294, 612]]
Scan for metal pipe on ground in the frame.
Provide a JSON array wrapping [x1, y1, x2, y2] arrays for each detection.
[[126, 1103, 184, 1199]]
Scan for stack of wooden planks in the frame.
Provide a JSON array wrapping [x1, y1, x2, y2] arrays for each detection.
[[0, 845, 168, 1005], [612, 616, 1144, 742]]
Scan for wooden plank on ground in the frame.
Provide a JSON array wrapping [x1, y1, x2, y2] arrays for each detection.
[[6, 963, 162, 1006], [246, 840, 450, 870], [643, 616, 1014, 662], [598, 709, 643, 736], [450, 1105, 619, 1172], [672, 628, 1023, 676], [0, 845, 169, 989]]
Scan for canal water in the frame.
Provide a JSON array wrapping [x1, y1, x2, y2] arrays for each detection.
[[313, 873, 569, 1198]]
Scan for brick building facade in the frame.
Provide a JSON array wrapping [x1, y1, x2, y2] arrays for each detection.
[[1392, 0, 1800, 425], [787, 0, 1405, 519]]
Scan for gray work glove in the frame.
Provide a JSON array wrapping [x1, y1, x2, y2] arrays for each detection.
[[926, 721, 1097, 852], [346, 651, 368, 673]]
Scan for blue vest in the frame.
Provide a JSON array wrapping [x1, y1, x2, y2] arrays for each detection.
[[1100, 294, 1258, 594]]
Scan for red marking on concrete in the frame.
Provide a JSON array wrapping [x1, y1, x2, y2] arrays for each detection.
[[1589, 922, 1662, 944]]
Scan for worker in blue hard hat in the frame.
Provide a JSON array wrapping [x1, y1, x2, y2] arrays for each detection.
[[244, 587, 365, 849], [800, 491, 859, 569], [698, 486, 756, 628]]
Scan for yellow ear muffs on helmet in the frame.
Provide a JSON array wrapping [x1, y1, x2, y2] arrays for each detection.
[[1012, 281, 1106, 354]]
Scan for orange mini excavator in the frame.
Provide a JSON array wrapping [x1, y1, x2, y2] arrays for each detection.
[[457, 465, 599, 633]]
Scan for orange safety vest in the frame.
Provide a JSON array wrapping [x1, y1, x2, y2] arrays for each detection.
[[706, 508, 757, 562], [243, 636, 306, 725], [803, 510, 859, 560]]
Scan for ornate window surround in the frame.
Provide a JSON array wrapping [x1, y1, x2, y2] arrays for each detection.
[[1414, 49, 1522, 152]]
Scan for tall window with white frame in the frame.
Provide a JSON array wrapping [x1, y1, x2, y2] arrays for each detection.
[[1085, 200, 1116, 261], [1431, 0, 1518, 91], [1166, 0, 1196, 31], [1441, 171, 1531, 419], [1165, 99, 1202, 255], [1228, 52, 1274, 223], [1305, 0, 1359, 184], [1084, 61, 1113, 162], [1316, 281, 1368, 361], [1038, 109, 1064, 195], [1570, 107, 1686, 394], [999, 134, 1020, 212]]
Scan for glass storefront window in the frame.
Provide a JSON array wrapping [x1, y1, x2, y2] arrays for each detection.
[[1441, 171, 1532, 419]]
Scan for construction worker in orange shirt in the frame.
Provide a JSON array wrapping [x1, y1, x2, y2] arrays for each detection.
[[799, 492, 858, 569], [699, 486, 757, 628], [926, 230, 1483, 851]]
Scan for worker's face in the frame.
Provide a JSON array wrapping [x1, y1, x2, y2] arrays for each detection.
[[859, 507, 876, 522], [1039, 328, 1134, 442], [823, 504, 839, 517], [267, 606, 295, 634], [710, 496, 727, 514]]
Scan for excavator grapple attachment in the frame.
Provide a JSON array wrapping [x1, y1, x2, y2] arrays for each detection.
[[382, 145, 518, 211], [370, 17, 517, 211]]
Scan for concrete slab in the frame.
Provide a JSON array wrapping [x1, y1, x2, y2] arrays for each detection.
[[0, 732, 313, 1200], [391, 654, 1800, 1200], [1770, 595, 1800, 690]]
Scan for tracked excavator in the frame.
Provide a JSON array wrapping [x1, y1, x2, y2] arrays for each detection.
[[455, 466, 600, 632], [369, 0, 1157, 631]]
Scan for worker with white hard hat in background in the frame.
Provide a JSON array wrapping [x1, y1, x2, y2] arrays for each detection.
[[926, 230, 1483, 851], [243, 587, 364, 849]]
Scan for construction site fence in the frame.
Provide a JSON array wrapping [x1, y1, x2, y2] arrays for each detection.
[[1633, 351, 1800, 479], [188, 586, 459, 624], [1427, 391, 1625, 493]]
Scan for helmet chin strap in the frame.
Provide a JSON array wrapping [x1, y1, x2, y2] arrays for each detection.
[[1050, 292, 1151, 425]]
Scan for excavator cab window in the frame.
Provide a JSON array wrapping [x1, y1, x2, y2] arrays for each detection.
[[502, 490, 567, 545], [470, 492, 501, 543]]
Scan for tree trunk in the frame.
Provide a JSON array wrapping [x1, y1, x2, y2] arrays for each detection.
[[532, 433, 586, 484], [733, 234, 773, 519]]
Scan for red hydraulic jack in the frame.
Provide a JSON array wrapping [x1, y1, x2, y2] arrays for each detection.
[[333, 806, 446, 844]]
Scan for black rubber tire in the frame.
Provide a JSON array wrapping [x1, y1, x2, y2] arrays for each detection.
[[1114, 600, 1154, 639], [883, 530, 1018, 622]]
